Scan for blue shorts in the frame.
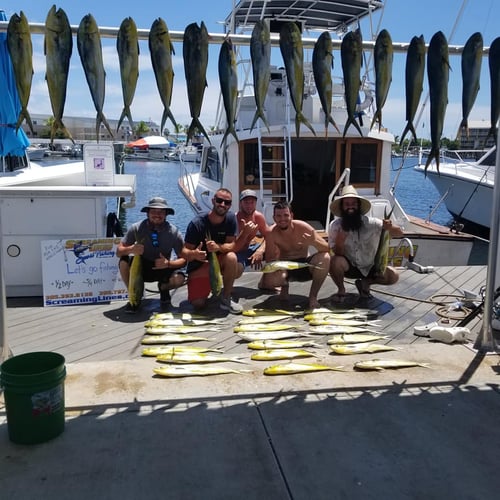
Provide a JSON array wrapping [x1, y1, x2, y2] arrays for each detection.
[[237, 242, 262, 267]]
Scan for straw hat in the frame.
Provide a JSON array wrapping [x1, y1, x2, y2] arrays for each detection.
[[329, 185, 371, 217], [141, 197, 175, 215]]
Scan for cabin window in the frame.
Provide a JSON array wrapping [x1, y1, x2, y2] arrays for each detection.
[[201, 146, 221, 182], [242, 142, 260, 185], [338, 141, 380, 187]]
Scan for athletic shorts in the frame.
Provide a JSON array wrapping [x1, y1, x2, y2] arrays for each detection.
[[120, 255, 179, 285], [236, 241, 262, 266], [344, 258, 375, 279], [287, 256, 314, 282]]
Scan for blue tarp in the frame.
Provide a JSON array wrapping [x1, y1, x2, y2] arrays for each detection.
[[0, 9, 30, 157]]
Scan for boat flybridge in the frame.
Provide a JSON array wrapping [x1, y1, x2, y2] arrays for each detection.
[[178, 0, 485, 268]]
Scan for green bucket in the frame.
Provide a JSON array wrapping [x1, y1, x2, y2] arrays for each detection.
[[1, 352, 66, 444]]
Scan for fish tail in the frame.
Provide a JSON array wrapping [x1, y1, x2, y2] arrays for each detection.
[[458, 118, 469, 140], [250, 109, 270, 133], [161, 107, 178, 135], [370, 109, 381, 131], [96, 112, 114, 142], [18, 107, 34, 135], [484, 126, 497, 147], [343, 115, 363, 138], [424, 147, 440, 176], [117, 106, 134, 133], [52, 118, 75, 144], [188, 117, 211, 145], [295, 112, 316, 137], [222, 125, 239, 148], [399, 121, 417, 146], [328, 115, 341, 134]]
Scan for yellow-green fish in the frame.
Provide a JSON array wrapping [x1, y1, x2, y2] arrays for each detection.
[[157, 353, 247, 364], [145, 318, 223, 327], [234, 323, 297, 333], [128, 255, 143, 308], [206, 230, 223, 297], [238, 315, 292, 325], [183, 22, 210, 143], [142, 346, 224, 356], [117, 16, 139, 131], [77, 13, 114, 140], [354, 359, 431, 371], [238, 331, 313, 342], [308, 318, 380, 327], [242, 308, 304, 317], [329, 343, 399, 355], [250, 19, 271, 132], [150, 312, 214, 321], [141, 334, 214, 344], [218, 38, 239, 146], [247, 339, 321, 350], [251, 349, 318, 361], [279, 22, 315, 137], [6, 11, 34, 133], [370, 29, 393, 132], [149, 17, 177, 134], [263, 362, 345, 376], [312, 31, 340, 135], [262, 261, 318, 274], [327, 334, 389, 344], [310, 325, 381, 335], [373, 206, 395, 277], [425, 31, 449, 175], [154, 365, 251, 378], [400, 35, 425, 145], [304, 311, 378, 321], [145, 326, 220, 335], [44, 5, 74, 143]]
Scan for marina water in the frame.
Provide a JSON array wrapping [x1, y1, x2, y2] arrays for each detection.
[[115, 157, 452, 236]]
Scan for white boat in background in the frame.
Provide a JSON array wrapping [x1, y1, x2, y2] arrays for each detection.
[[124, 135, 173, 162], [26, 144, 49, 161], [178, 0, 487, 269], [414, 147, 496, 234], [168, 143, 202, 163]]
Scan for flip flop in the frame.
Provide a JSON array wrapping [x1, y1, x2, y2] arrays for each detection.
[[330, 293, 346, 303], [355, 279, 372, 299]]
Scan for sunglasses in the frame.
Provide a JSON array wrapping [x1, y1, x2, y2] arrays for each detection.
[[151, 230, 159, 247], [215, 197, 232, 206]]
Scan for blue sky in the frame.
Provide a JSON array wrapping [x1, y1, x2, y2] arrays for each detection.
[[1, 0, 499, 139]]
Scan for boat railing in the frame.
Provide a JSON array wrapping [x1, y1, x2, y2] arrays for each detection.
[[324, 168, 351, 230]]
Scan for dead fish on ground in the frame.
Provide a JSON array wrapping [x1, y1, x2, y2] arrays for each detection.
[[242, 308, 304, 317], [353, 359, 431, 371], [145, 318, 223, 327], [327, 334, 389, 344], [145, 326, 220, 335], [247, 339, 321, 350], [238, 331, 314, 342], [262, 261, 320, 273], [238, 315, 293, 325], [308, 318, 381, 327], [141, 334, 215, 344], [77, 13, 114, 140], [251, 349, 318, 361], [142, 346, 224, 357], [329, 343, 400, 355], [234, 323, 298, 333], [154, 365, 251, 378], [309, 325, 381, 335], [44, 5, 74, 143], [6, 11, 34, 133], [157, 353, 248, 364], [150, 312, 215, 321], [304, 312, 379, 321], [263, 362, 345, 375]]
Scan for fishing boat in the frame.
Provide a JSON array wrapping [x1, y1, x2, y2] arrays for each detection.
[[178, 0, 487, 268], [168, 143, 202, 163], [414, 146, 496, 235], [26, 144, 49, 161], [124, 135, 173, 162]]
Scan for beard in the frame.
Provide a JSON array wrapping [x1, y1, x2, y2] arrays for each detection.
[[340, 208, 363, 231]]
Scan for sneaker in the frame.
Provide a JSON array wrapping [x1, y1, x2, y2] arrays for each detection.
[[219, 296, 243, 314], [124, 302, 140, 314]]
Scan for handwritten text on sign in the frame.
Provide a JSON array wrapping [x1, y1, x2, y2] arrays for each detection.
[[41, 238, 127, 306]]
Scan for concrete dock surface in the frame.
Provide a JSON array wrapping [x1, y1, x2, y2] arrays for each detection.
[[1, 342, 500, 499]]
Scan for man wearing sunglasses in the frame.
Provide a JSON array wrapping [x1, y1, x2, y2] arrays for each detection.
[[182, 188, 243, 314], [117, 197, 186, 313]]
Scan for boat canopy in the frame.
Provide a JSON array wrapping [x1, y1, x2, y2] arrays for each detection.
[[126, 136, 169, 150], [226, 0, 384, 33]]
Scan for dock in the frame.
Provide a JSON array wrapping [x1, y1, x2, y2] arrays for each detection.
[[1, 264, 500, 499]]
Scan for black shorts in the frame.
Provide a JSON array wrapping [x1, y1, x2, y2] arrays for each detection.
[[344, 258, 375, 279], [287, 256, 314, 282]]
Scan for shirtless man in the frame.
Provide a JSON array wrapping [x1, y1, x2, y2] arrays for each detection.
[[261, 201, 330, 309]]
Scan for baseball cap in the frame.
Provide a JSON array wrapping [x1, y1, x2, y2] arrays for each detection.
[[239, 189, 258, 201]]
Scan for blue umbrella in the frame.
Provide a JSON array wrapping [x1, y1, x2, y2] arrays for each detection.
[[0, 9, 30, 158]]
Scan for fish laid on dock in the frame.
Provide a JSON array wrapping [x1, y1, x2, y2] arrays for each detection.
[[237, 315, 293, 325], [145, 318, 223, 327], [156, 353, 248, 364], [141, 334, 215, 344], [242, 308, 304, 317], [238, 331, 313, 342], [263, 362, 345, 376], [154, 365, 252, 378], [304, 311, 379, 321], [310, 325, 381, 335], [308, 318, 381, 327], [142, 346, 225, 357], [145, 326, 221, 335], [247, 339, 321, 350], [354, 359, 431, 371], [150, 312, 217, 321], [234, 323, 298, 333], [251, 349, 318, 361], [327, 334, 389, 344], [329, 343, 400, 355]]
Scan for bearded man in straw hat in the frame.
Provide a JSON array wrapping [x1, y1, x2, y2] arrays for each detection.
[[328, 185, 404, 302]]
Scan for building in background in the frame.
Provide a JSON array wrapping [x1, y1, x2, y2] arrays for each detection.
[[456, 119, 495, 150]]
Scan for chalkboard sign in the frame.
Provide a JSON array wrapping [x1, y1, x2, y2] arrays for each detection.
[[41, 238, 127, 307]]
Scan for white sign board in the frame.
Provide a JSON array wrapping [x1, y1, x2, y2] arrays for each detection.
[[41, 238, 128, 306], [84, 143, 115, 186]]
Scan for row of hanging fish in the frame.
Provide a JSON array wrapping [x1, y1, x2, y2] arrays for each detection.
[[6, 9, 499, 159]]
